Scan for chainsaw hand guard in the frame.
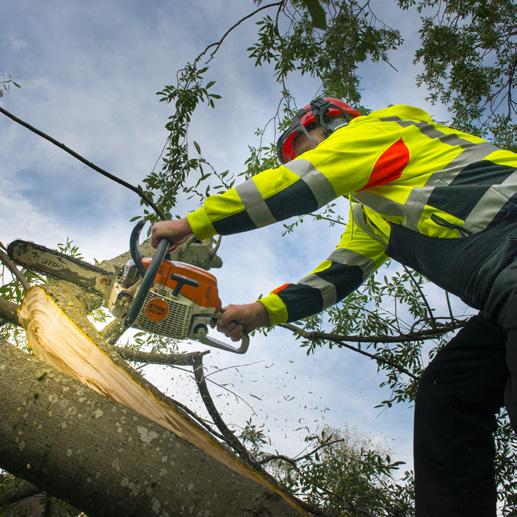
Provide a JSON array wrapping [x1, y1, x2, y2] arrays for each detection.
[[125, 220, 171, 328]]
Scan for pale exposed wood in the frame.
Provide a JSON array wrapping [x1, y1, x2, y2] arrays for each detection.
[[18, 285, 305, 514], [0, 340, 305, 516]]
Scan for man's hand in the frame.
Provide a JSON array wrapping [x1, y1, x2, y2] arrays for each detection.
[[216, 302, 269, 342], [151, 218, 193, 249]]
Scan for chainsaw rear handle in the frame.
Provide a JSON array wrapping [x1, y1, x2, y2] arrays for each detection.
[[198, 334, 250, 354], [193, 314, 250, 354], [125, 220, 170, 328]]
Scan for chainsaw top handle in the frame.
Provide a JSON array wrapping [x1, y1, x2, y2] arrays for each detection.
[[125, 220, 170, 328]]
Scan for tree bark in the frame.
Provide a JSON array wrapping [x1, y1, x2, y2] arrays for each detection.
[[0, 340, 305, 516]]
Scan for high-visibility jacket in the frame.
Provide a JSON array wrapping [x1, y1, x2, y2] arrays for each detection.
[[186, 105, 517, 325]]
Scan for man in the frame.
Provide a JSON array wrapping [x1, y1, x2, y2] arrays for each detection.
[[152, 98, 516, 516]]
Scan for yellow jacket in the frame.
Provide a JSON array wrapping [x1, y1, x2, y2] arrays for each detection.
[[187, 105, 517, 325]]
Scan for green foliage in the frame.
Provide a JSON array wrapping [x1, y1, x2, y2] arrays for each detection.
[[494, 413, 517, 515], [398, 0, 516, 146], [248, 1, 402, 103], [146, 63, 224, 217], [238, 418, 270, 456], [269, 427, 414, 515]]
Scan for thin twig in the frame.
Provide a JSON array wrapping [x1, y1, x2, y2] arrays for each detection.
[[444, 291, 456, 323], [203, 360, 264, 379], [294, 438, 345, 462], [402, 266, 437, 328], [195, 2, 284, 65]]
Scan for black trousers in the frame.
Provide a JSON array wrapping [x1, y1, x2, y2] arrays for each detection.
[[414, 261, 517, 516]]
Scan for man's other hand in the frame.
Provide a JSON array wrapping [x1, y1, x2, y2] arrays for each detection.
[[216, 302, 269, 341], [151, 218, 193, 249]]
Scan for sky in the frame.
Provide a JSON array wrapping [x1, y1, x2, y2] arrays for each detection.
[[0, 0, 466, 479]]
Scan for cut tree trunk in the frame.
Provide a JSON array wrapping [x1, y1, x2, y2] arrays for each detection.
[[0, 238, 308, 515], [0, 340, 305, 516]]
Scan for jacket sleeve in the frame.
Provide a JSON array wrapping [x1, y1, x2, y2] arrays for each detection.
[[257, 206, 389, 325], [186, 125, 393, 239]]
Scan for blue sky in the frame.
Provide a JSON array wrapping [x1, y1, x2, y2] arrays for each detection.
[[0, 0, 464, 473]]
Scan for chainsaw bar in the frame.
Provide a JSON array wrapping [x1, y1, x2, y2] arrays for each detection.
[[7, 240, 114, 297]]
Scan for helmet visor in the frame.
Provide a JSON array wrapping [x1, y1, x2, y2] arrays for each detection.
[[277, 122, 322, 164]]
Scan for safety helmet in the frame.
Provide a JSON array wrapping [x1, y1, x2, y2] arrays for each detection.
[[276, 97, 361, 164]]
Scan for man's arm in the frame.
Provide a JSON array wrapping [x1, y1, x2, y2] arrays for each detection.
[[151, 122, 393, 246], [217, 208, 389, 340], [184, 125, 391, 240]]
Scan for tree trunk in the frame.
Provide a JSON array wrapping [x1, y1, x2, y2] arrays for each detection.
[[0, 340, 305, 516], [0, 237, 307, 515]]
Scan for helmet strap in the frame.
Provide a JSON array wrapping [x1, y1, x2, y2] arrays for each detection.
[[310, 97, 351, 136]]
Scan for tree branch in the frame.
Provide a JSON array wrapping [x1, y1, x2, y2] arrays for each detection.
[[0, 298, 19, 326], [195, 2, 284, 65], [0, 479, 41, 507], [0, 106, 166, 220], [0, 243, 30, 292], [280, 322, 468, 380], [116, 347, 210, 367], [191, 355, 257, 464], [280, 319, 464, 345]]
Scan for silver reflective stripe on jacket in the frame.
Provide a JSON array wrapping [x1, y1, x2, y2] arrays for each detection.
[[464, 169, 517, 233], [298, 274, 337, 308], [328, 248, 378, 278], [235, 180, 276, 228], [285, 159, 337, 208]]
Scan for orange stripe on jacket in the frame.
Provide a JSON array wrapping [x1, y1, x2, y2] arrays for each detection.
[[361, 138, 410, 190], [272, 283, 289, 294]]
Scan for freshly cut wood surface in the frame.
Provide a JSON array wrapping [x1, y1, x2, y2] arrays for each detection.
[[18, 285, 305, 515]]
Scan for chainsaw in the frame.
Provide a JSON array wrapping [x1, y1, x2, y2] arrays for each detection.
[[7, 223, 249, 354]]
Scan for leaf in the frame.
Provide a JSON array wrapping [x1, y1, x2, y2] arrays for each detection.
[[193, 141, 201, 154], [301, 0, 327, 30]]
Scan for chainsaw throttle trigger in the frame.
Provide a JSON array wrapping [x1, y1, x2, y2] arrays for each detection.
[[171, 273, 199, 296]]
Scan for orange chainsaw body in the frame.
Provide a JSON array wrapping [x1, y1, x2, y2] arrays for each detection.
[[140, 258, 222, 311]]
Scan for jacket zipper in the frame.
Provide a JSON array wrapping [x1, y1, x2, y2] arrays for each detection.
[[430, 213, 473, 237]]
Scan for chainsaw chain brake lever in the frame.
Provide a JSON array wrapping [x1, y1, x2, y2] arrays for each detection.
[[125, 220, 171, 328]]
